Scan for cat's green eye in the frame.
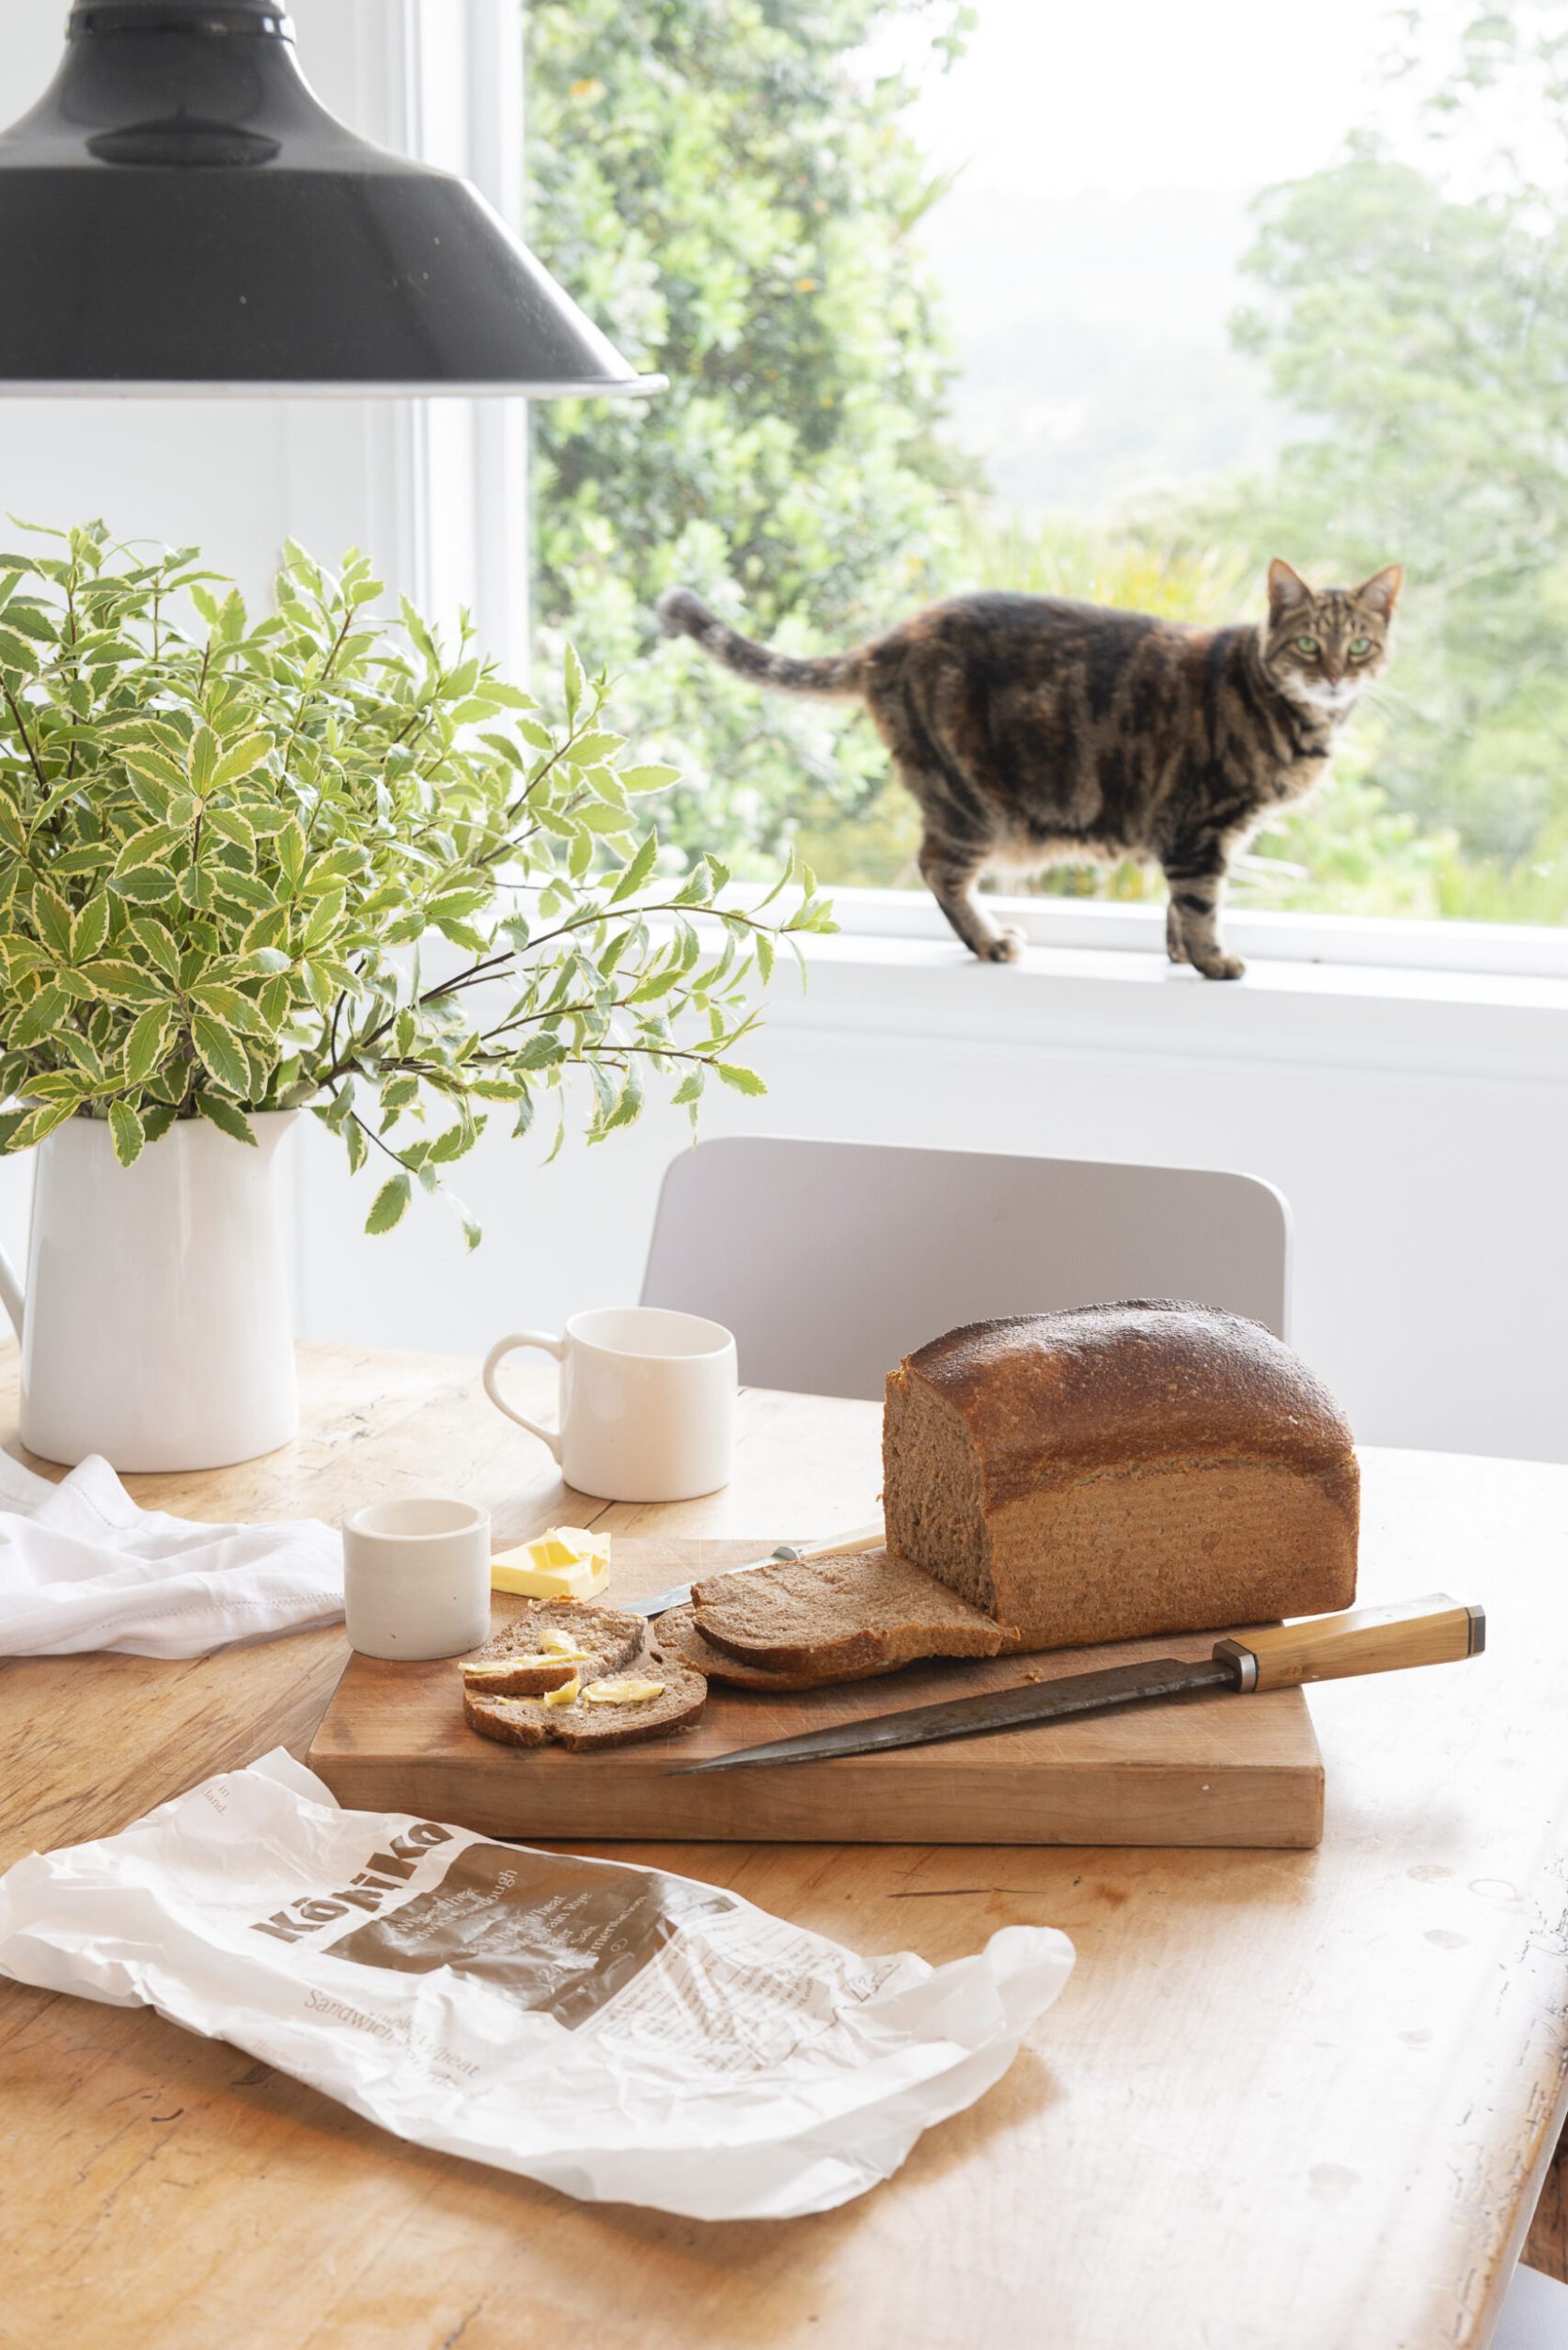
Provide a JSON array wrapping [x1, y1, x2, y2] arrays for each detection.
[[1349, 635, 1372, 657], [1294, 635, 1320, 656]]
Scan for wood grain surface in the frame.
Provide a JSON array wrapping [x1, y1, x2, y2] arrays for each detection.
[[1526, 2130, 1568, 2284], [1, 1341, 1565, 2350], [311, 1536, 1325, 1845]]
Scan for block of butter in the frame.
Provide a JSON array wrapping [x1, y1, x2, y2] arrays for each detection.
[[491, 1526, 611, 1601]]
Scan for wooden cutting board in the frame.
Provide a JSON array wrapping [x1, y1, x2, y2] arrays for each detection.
[[307, 1537, 1325, 1847]]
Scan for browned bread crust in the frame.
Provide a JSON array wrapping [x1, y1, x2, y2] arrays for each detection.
[[898, 1301, 1355, 1497], [690, 1546, 1007, 1675], [884, 1301, 1358, 1653], [655, 1602, 906, 1691], [459, 1600, 644, 1696]]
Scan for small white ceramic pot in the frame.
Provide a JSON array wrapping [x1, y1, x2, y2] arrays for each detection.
[[342, 1495, 493, 1662]]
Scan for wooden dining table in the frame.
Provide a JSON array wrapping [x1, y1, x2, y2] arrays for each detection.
[[1, 1341, 1566, 2350]]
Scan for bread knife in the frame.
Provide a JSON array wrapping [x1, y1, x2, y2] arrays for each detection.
[[629, 1523, 884, 1622], [668, 1593, 1485, 1773]]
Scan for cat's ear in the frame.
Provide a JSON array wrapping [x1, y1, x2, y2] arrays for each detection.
[[1267, 558, 1311, 615], [1354, 564, 1404, 618]]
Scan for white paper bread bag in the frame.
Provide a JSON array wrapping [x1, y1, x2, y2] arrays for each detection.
[[0, 1751, 1074, 2219]]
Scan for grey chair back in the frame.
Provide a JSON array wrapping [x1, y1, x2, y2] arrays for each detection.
[[641, 1136, 1292, 1401]]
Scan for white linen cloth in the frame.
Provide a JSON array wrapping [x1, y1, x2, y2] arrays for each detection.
[[0, 1449, 343, 1658]]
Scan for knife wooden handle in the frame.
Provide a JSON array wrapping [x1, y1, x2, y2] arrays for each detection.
[[1214, 1593, 1485, 1692], [791, 1523, 884, 1562]]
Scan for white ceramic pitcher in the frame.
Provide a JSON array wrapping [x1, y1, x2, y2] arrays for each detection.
[[0, 1109, 300, 1471]]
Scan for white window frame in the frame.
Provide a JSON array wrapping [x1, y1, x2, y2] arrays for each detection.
[[296, 0, 528, 667]]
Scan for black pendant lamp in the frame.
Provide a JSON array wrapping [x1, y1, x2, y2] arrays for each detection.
[[0, 0, 664, 398]]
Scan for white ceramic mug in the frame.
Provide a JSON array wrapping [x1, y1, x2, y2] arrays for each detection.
[[343, 1496, 493, 1661], [482, 1306, 737, 1502]]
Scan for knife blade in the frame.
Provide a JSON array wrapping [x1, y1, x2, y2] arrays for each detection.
[[669, 1592, 1485, 1775], [628, 1522, 884, 1621], [673, 1653, 1237, 1773]]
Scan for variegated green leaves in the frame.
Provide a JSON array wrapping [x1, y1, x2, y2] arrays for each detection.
[[0, 523, 832, 1235]]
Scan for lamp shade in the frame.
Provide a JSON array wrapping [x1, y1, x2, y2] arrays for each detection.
[[0, 0, 665, 397]]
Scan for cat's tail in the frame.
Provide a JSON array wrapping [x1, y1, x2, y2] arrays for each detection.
[[655, 587, 867, 699]]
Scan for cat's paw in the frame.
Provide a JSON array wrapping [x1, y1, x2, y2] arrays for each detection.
[[978, 927, 1025, 964], [1195, 952, 1246, 981]]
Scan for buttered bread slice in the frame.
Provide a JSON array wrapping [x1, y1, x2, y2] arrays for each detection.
[[459, 1600, 645, 1696], [463, 1632, 707, 1750]]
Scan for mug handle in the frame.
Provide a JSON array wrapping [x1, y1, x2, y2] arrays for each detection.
[[482, 1331, 566, 1463]]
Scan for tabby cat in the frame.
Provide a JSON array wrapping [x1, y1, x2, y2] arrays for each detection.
[[657, 558, 1402, 979]]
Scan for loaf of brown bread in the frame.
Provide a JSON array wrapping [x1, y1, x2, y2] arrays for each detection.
[[882, 1301, 1358, 1652]]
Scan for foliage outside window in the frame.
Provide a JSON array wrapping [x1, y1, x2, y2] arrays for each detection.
[[527, 0, 1566, 928], [526, 0, 970, 888]]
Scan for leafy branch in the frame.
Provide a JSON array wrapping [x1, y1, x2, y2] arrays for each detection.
[[0, 523, 835, 1243]]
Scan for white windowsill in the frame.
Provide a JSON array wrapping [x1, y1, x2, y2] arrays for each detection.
[[742, 903, 1568, 1085], [807, 885, 1568, 980]]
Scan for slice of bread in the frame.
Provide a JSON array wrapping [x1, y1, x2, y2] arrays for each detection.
[[463, 1637, 706, 1751], [655, 1602, 906, 1692], [459, 1600, 644, 1697], [689, 1545, 1008, 1676]]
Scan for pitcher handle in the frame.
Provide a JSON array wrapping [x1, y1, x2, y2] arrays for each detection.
[[482, 1330, 564, 1463], [0, 1241, 24, 1340]]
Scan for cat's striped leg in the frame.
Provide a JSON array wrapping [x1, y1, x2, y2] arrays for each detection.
[[1161, 851, 1245, 980], [918, 835, 1024, 963]]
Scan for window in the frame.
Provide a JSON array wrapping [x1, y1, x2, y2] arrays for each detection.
[[524, 0, 1568, 932]]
